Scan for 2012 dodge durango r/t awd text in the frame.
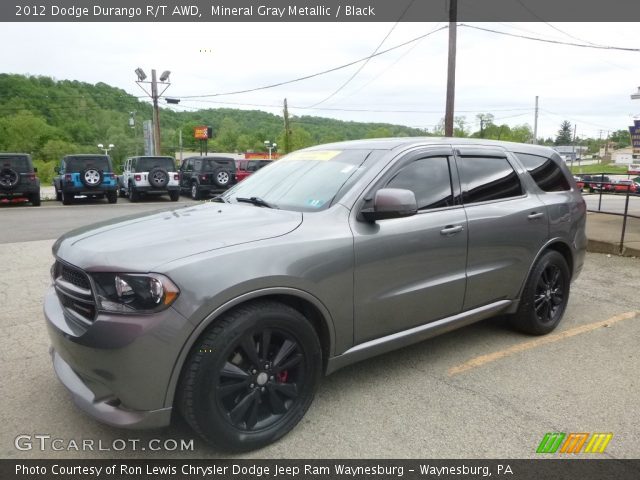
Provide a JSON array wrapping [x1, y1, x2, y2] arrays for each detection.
[[44, 138, 586, 451]]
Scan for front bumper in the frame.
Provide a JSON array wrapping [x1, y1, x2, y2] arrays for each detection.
[[44, 285, 192, 429]]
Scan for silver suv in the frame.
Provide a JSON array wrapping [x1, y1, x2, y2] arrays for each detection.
[[45, 138, 586, 451]]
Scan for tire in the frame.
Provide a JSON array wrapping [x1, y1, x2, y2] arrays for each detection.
[[0, 168, 20, 190], [119, 187, 126, 198], [509, 250, 570, 335], [169, 190, 180, 202], [191, 182, 201, 200], [56, 190, 62, 201], [30, 192, 41, 206], [179, 301, 322, 452], [128, 183, 140, 202], [61, 190, 73, 205], [148, 167, 170, 188], [80, 168, 103, 188], [213, 169, 231, 188], [107, 191, 117, 204]]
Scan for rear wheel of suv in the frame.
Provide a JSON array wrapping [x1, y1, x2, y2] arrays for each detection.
[[61, 190, 73, 205], [30, 192, 41, 207], [179, 301, 322, 452], [106, 191, 117, 204], [191, 182, 201, 200], [128, 183, 140, 202], [169, 190, 180, 202], [509, 250, 570, 335], [213, 169, 231, 188]]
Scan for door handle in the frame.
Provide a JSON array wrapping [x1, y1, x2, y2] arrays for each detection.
[[528, 212, 544, 220], [440, 225, 464, 235]]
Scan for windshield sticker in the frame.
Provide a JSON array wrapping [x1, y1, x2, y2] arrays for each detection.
[[306, 199, 325, 208], [283, 150, 341, 161]]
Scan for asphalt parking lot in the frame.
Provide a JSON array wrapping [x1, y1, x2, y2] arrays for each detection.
[[1, 201, 639, 459]]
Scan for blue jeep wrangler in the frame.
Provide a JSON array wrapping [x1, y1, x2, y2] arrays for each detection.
[[54, 154, 118, 205]]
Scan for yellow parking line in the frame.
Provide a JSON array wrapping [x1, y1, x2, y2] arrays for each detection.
[[448, 311, 638, 376]]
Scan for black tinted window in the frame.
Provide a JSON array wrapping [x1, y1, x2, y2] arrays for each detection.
[[458, 156, 522, 204], [65, 156, 110, 172], [136, 157, 175, 171], [0, 156, 30, 172], [386, 156, 454, 210], [203, 158, 235, 170], [515, 153, 570, 192]]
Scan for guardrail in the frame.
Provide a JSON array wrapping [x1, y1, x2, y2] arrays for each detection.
[[574, 172, 640, 254]]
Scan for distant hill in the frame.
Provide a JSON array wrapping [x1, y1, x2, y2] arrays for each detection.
[[0, 73, 428, 181]]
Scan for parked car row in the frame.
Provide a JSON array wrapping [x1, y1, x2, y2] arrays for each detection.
[[574, 175, 640, 194]]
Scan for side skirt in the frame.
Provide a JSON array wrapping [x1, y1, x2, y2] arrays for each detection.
[[326, 300, 512, 375]]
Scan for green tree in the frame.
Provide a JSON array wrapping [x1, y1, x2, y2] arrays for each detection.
[[555, 121, 573, 145]]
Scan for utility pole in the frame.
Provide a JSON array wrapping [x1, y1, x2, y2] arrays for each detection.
[[571, 124, 577, 169], [151, 69, 161, 155], [444, 0, 457, 137], [134, 68, 172, 156], [179, 129, 183, 165], [533, 96, 539, 144], [283, 98, 291, 154]]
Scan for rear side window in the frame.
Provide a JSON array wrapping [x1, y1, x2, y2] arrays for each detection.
[[515, 153, 571, 192], [386, 156, 454, 210], [458, 156, 522, 204], [204, 158, 236, 171]]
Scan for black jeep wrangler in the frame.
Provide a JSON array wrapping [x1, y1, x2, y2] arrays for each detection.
[[0, 153, 41, 206], [178, 156, 237, 200]]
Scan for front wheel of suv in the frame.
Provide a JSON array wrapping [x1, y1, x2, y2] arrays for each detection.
[[191, 183, 201, 200], [509, 250, 570, 335], [179, 301, 322, 452]]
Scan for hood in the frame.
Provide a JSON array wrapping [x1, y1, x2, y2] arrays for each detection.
[[53, 203, 302, 271]]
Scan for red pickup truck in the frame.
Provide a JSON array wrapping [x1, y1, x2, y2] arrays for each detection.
[[235, 159, 272, 182]]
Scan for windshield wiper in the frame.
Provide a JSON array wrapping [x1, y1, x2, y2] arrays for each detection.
[[236, 196, 278, 209]]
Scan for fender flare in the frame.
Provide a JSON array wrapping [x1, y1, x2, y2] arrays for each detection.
[[163, 286, 336, 408]]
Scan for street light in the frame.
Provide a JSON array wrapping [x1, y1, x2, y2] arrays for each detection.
[[97, 143, 115, 155], [135, 68, 147, 81], [264, 140, 277, 160]]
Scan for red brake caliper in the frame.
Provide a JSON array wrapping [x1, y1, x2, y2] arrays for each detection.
[[276, 370, 288, 383]]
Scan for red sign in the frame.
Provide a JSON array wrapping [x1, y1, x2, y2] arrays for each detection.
[[194, 126, 209, 140]]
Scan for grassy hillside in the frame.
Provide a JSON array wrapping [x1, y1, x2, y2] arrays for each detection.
[[0, 74, 428, 182]]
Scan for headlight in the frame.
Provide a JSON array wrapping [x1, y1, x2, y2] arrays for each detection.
[[92, 273, 180, 314]]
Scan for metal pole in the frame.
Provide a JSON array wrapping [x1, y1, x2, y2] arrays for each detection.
[[619, 185, 631, 254], [151, 69, 161, 156], [283, 98, 291, 154], [533, 96, 539, 144], [444, 0, 457, 137]]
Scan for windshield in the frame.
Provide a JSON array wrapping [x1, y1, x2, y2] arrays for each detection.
[[137, 157, 175, 171], [0, 156, 30, 172], [221, 149, 372, 211], [66, 156, 111, 172]]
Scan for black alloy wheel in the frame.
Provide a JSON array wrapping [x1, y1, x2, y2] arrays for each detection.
[[215, 328, 305, 431], [534, 264, 566, 325], [509, 250, 570, 335], [179, 301, 321, 451]]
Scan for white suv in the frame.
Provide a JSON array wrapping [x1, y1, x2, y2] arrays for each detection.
[[119, 156, 180, 202]]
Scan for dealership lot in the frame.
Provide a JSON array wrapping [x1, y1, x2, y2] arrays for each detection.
[[1, 201, 639, 459]]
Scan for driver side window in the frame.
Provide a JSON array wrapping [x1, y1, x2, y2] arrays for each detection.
[[385, 156, 454, 210]]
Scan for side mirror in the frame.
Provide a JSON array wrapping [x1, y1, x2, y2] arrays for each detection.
[[54, 167, 60, 174], [361, 188, 418, 222]]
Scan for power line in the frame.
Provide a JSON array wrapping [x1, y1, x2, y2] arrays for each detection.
[[458, 24, 640, 52], [175, 26, 448, 100], [305, 0, 416, 108]]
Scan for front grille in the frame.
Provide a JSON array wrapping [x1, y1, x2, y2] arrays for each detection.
[[60, 264, 91, 290], [54, 261, 96, 324]]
